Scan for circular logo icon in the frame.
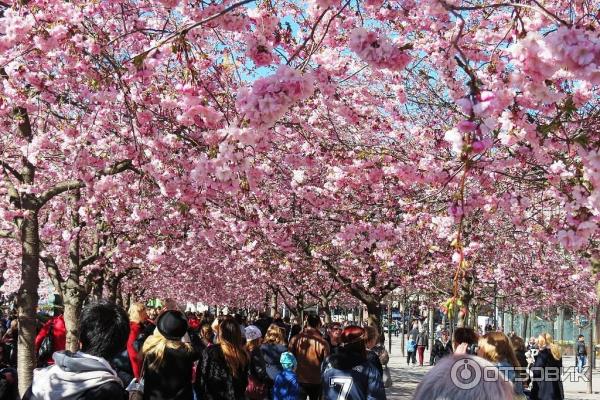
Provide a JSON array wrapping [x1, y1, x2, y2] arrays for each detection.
[[450, 358, 482, 390]]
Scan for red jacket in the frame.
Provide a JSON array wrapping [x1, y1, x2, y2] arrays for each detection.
[[35, 315, 66, 364], [127, 321, 143, 379]]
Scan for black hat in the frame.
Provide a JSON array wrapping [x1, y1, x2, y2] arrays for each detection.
[[157, 310, 188, 340]]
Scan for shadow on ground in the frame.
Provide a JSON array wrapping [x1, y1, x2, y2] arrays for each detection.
[[385, 365, 430, 399]]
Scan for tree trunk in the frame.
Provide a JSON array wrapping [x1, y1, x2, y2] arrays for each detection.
[[595, 283, 600, 345], [17, 212, 40, 396], [270, 292, 278, 318], [107, 275, 118, 303], [595, 302, 600, 345], [558, 307, 565, 342], [63, 281, 84, 352], [458, 276, 474, 328], [510, 311, 515, 332], [122, 290, 130, 310], [520, 313, 529, 339], [91, 272, 104, 300], [366, 302, 382, 329], [321, 300, 332, 324], [116, 285, 124, 308]]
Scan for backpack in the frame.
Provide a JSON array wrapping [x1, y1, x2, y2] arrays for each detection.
[[406, 339, 416, 352], [37, 320, 54, 365]]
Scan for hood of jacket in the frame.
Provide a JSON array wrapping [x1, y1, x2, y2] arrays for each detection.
[[30, 351, 121, 400], [326, 350, 365, 371]]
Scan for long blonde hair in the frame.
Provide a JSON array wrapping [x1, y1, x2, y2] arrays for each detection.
[[128, 302, 147, 324], [264, 324, 286, 345], [219, 318, 249, 377], [537, 333, 561, 360], [142, 332, 192, 370], [479, 332, 520, 368]]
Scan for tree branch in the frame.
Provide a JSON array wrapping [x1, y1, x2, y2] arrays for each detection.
[[37, 160, 136, 208], [0, 229, 15, 239], [0, 160, 23, 182], [40, 255, 65, 293], [128, 0, 255, 62]]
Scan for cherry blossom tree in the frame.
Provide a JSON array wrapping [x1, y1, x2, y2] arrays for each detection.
[[2, 0, 599, 394]]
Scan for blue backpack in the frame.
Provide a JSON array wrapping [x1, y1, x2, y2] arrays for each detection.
[[407, 339, 416, 352]]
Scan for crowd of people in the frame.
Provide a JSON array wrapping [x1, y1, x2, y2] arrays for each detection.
[[1, 298, 391, 399], [0, 297, 592, 400], [409, 322, 573, 400]]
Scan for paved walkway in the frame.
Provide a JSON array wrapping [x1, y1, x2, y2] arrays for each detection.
[[384, 336, 600, 399]]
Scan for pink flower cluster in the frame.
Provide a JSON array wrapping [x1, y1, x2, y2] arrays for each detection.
[[236, 66, 315, 127], [509, 27, 600, 84], [0, 9, 35, 51], [548, 27, 600, 84], [245, 33, 275, 67], [349, 28, 411, 71]]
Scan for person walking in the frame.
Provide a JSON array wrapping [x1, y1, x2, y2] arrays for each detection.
[[576, 334, 587, 374], [142, 310, 199, 400], [415, 328, 429, 366], [530, 333, 564, 400], [273, 352, 300, 400], [321, 326, 386, 400], [288, 314, 330, 400], [406, 336, 417, 365], [23, 301, 130, 400], [196, 317, 250, 400], [430, 330, 451, 366]]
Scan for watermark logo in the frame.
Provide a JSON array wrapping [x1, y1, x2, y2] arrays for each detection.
[[450, 359, 590, 389], [450, 358, 482, 389]]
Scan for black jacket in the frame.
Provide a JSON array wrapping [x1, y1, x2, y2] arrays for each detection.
[[531, 348, 564, 400], [321, 350, 386, 400], [143, 346, 198, 400], [431, 339, 452, 364], [576, 342, 586, 356], [366, 350, 383, 375], [249, 346, 272, 385], [260, 343, 287, 381], [195, 344, 249, 400]]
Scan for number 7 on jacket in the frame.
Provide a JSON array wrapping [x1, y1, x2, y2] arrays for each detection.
[[329, 376, 353, 400]]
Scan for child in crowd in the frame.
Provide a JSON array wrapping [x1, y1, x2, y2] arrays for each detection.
[[273, 352, 299, 400], [406, 337, 417, 365]]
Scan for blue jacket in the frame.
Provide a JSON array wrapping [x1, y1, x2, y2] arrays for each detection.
[[273, 370, 299, 400], [321, 351, 386, 400]]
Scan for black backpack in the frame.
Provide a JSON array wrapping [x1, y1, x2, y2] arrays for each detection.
[[37, 321, 54, 365]]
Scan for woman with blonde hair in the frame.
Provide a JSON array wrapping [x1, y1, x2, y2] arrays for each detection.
[[260, 324, 288, 383], [142, 310, 198, 400], [531, 333, 564, 400], [196, 316, 249, 399], [477, 331, 525, 397]]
